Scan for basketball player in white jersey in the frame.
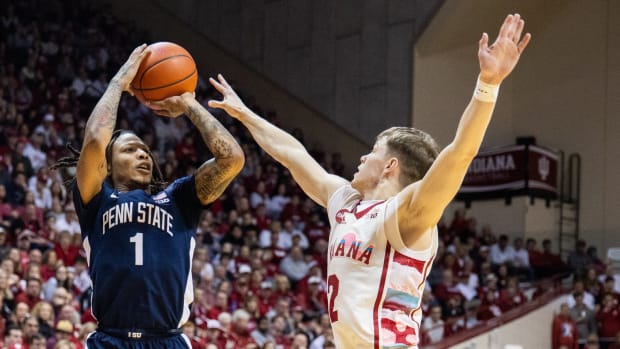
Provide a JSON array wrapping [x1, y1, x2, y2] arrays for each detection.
[[206, 14, 530, 349]]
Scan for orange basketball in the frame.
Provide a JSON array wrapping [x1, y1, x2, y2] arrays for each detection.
[[131, 42, 198, 103]]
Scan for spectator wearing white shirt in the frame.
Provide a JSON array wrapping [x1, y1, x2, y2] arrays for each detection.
[[33, 113, 63, 148], [421, 305, 445, 344], [22, 132, 47, 172], [250, 181, 269, 209], [490, 234, 515, 268], [566, 279, 596, 310], [282, 219, 309, 250], [279, 246, 310, 282], [53, 204, 81, 235], [512, 237, 535, 281], [456, 259, 479, 301], [266, 183, 290, 219], [259, 220, 292, 250]]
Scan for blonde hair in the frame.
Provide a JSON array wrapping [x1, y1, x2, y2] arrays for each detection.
[[377, 127, 440, 186]]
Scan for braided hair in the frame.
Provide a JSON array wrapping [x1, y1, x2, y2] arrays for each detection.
[[51, 130, 167, 193]]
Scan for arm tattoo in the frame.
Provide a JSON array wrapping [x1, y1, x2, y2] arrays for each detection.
[[186, 104, 243, 204], [85, 85, 123, 133]]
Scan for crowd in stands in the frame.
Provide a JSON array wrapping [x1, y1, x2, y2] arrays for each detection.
[[0, 1, 618, 349], [551, 240, 620, 349]]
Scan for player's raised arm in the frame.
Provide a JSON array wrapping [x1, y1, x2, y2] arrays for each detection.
[[148, 94, 245, 206], [207, 74, 349, 208], [76, 44, 148, 204], [398, 14, 531, 240]]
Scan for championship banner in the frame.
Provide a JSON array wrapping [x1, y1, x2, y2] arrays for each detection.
[[457, 144, 558, 200]]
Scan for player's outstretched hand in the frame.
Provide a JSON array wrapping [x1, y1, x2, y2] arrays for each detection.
[[479, 14, 531, 85], [112, 44, 149, 95], [207, 74, 249, 120], [147, 92, 195, 118]]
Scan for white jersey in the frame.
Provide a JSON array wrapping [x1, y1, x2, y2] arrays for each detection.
[[326, 185, 438, 349]]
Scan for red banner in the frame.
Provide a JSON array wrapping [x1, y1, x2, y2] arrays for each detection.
[[457, 145, 558, 200]]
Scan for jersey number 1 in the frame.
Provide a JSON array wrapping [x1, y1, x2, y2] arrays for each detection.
[[129, 233, 143, 266]]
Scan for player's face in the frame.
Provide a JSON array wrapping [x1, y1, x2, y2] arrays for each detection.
[[109, 133, 153, 190], [351, 138, 390, 192]]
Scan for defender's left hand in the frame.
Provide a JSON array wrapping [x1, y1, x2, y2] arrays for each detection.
[[479, 14, 532, 84]]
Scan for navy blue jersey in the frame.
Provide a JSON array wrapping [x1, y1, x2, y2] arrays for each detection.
[[73, 176, 205, 330]]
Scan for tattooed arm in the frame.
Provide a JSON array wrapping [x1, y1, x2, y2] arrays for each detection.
[[149, 94, 245, 205], [76, 44, 148, 204]]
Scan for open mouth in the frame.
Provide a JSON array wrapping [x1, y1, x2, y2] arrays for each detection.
[[136, 164, 151, 173]]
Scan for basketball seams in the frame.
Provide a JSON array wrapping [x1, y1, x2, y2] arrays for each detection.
[[129, 42, 197, 103], [132, 54, 195, 90], [136, 69, 197, 91]]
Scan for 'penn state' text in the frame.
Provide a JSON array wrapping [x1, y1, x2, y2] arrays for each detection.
[[102, 202, 173, 236]]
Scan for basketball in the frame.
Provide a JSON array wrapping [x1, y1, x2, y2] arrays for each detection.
[[131, 42, 198, 103]]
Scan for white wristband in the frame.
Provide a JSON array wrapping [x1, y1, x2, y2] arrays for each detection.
[[473, 76, 500, 103]]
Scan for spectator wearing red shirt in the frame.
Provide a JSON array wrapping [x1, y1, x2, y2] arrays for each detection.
[[434, 269, 464, 306], [296, 275, 327, 315], [14, 277, 42, 310], [53, 231, 79, 267], [303, 212, 329, 245], [181, 321, 206, 349], [228, 309, 257, 347], [552, 303, 578, 349], [206, 291, 230, 320], [499, 277, 527, 312], [190, 288, 211, 330], [271, 314, 293, 348], [477, 289, 502, 321], [596, 293, 620, 343]]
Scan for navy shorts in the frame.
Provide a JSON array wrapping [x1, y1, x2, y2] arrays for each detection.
[[85, 331, 192, 349]]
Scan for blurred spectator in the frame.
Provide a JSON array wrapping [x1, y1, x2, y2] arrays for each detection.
[[434, 269, 463, 306], [530, 239, 569, 278], [28, 333, 47, 349], [498, 277, 527, 312], [279, 246, 310, 284], [14, 277, 42, 309], [490, 235, 515, 269], [22, 132, 47, 172], [229, 309, 257, 347], [53, 205, 79, 236], [570, 291, 597, 347], [22, 315, 40, 346], [567, 240, 593, 279], [476, 289, 502, 321], [595, 293, 620, 346], [421, 304, 445, 344], [583, 267, 603, 302], [33, 113, 62, 149], [31, 301, 54, 339], [4, 325, 23, 349], [585, 333, 601, 349], [512, 237, 534, 281], [567, 280, 596, 310], [598, 265, 620, 294], [53, 230, 79, 267], [552, 303, 578, 349]]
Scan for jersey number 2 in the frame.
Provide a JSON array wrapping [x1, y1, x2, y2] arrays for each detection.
[[129, 233, 143, 266], [328, 274, 339, 322]]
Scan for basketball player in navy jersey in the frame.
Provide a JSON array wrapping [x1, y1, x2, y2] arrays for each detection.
[[53, 45, 244, 348], [206, 14, 530, 348]]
